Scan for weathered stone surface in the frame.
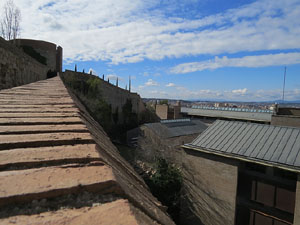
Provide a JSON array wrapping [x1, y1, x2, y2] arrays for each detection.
[[0, 164, 121, 206], [0, 99, 74, 104], [0, 112, 79, 118], [0, 132, 94, 150], [0, 144, 101, 168], [0, 199, 158, 225], [0, 107, 79, 112], [0, 75, 175, 225], [0, 104, 76, 108], [0, 124, 87, 134], [181, 148, 239, 225], [0, 37, 48, 90], [0, 117, 82, 125]]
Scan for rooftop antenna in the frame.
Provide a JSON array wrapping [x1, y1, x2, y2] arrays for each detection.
[[282, 66, 287, 103]]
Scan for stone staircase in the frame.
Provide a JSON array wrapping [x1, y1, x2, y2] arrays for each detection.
[[0, 76, 174, 225]]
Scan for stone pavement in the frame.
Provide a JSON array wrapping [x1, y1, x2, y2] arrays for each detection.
[[0, 76, 174, 225]]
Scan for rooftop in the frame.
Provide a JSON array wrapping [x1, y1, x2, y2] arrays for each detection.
[[184, 120, 300, 172], [181, 107, 273, 122], [145, 119, 208, 139]]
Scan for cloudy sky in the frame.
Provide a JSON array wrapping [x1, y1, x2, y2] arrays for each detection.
[[2, 0, 300, 101]]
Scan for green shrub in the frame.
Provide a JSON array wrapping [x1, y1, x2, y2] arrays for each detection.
[[86, 77, 102, 98], [146, 158, 182, 222]]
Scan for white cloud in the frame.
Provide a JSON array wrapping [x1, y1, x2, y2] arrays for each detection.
[[3, 0, 299, 64], [166, 83, 176, 87], [139, 86, 300, 101], [145, 79, 159, 86], [232, 88, 248, 95], [171, 53, 300, 73]]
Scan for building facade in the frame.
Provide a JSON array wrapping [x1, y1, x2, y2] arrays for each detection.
[[183, 120, 300, 225]]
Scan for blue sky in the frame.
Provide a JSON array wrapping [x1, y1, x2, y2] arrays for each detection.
[[3, 0, 300, 101]]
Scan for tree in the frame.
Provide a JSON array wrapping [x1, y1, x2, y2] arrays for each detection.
[[0, 0, 21, 40], [159, 99, 168, 105]]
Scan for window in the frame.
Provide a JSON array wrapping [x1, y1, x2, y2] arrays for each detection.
[[276, 187, 295, 213], [255, 182, 275, 207]]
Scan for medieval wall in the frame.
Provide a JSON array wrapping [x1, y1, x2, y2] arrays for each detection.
[[62, 70, 146, 117], [0, 37, 48, 90], [181, 148, 239, 225], [12, 39, 63, 73]]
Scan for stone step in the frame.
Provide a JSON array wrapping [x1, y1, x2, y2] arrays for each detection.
[[0, 200, 146, 225], [0, 117, 83, 125], [0, 95, 71, 99], [0, 132, 94, 150], [0, 144, 101, 169], [0, 124, 88, 135], [0, 104, 76, 108], [0, 163, 122, 207], [0, 112, 80, 118], [0, 99, 74, 105], [0, 107, 79, 113]]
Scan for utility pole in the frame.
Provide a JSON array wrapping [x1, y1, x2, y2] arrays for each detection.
[[282, 66, 287, 103]]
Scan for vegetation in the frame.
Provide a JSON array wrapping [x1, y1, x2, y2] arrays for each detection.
[[159, 99, 168, 105], [145, 158, 182, 223], [122, 99, 138, 130], [0, 0, 21, 40], [62, 73, 140, 141], [21, 45, 47, 65]]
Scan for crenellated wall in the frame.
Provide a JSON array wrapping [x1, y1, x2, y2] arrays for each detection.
[[0, 37, 48, 90]]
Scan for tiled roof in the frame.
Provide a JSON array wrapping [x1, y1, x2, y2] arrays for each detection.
[[184, 120, 300, 171]]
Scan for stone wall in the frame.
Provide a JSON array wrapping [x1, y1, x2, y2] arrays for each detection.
[[271, 115, 300, 128], [181, 148, 239, 225], [62, 70, 146, 119], [136, 125, 198, 164], [156, 104, 168, 120], [276, 107, 300, 116], [0, 37, 48, 90], [12, 39, 63, 73]]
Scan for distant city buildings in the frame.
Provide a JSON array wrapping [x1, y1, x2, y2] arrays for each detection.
[[155, 100, 181, 120]]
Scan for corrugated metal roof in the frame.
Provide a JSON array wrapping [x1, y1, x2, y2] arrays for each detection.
[[145, 119, 208, 139], [184, 120, 300, 171]]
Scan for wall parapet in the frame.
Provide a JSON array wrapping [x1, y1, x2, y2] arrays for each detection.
[[0, 37, 48, 90], [62, 70, 145, 115]]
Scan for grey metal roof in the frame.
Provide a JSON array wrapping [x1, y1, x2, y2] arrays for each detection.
[[184, 120, 300, 171], [181, 107, 272, 122], [145, 119, 208, 139]]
